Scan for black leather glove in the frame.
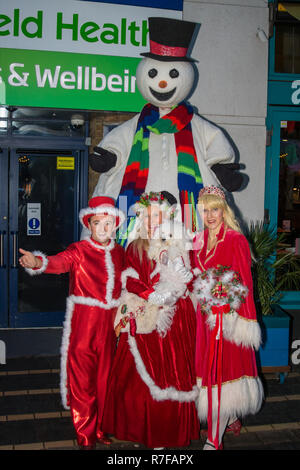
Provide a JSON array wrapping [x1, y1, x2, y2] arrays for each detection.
[[211, 163, 243, 192], [89, 146, 117, 173]]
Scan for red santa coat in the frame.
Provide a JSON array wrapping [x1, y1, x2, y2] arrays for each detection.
[[27, 237, 124, 446], [102, 243, 200, 448], [190, 224, 264, 421]]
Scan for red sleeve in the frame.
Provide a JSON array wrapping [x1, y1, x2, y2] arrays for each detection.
[[125, 243, 159, 300], [45, 243, 80, 274], [231, 234, 257, 321]]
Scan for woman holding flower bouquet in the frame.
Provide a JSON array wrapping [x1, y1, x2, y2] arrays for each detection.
[[102, 191, 199, 449], [191, 186, 264, 450]]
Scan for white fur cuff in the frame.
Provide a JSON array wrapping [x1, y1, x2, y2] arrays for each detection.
[[121, 268, 139, 289], [231, 316, 262, 350], [25, 251, 48, 276], [206, 311, 262, 350]]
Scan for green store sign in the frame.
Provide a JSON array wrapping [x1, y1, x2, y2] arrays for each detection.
[[0, 1, 181, 112], [0, 48, 145, 111]]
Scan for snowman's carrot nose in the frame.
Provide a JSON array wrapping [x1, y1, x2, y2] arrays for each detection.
[[159, 80, 168, 89]]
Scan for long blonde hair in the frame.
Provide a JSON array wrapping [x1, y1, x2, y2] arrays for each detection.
[[197, 193, 242, 233]]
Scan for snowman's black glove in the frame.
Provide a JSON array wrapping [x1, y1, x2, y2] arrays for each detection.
[[211, 163, 243, 192], [89, 147, 117, 173]]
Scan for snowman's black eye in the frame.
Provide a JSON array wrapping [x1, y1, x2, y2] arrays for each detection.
[[169, 69, 179, 78], [148, 68, 158, 78]]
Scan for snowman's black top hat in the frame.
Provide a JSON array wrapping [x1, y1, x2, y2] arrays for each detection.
[[141, 17, 197, 62]]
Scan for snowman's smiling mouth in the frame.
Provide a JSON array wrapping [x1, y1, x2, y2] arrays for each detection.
[[149, 87, 176, 102]]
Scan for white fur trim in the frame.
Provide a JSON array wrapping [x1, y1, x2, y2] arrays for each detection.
[[128, 334, 198, 403], [60, 296, 74, 410], [24, 251, 49, 276], [79, 205, 125, 229], [85, 237, 114, 251], [196, 376, 264, 422], [105, 248, 117, 305], [155, 305, 177, 338], [121, 268, 140, 289], [60, 294, 120, 409]]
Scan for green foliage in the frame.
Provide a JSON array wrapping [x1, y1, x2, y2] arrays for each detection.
[[244, 221, 300, 315]]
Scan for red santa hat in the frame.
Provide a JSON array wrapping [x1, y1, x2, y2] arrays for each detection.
[[79, 196, 125, 229]]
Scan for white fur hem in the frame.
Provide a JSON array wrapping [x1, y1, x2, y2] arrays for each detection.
[[128, 334, 198, 403], [24, 251, 48, 276], [60, 294, 120, 410], [196, 376, 264, 422]]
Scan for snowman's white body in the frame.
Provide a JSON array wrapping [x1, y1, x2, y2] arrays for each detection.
[[91, 58, 234, 212]]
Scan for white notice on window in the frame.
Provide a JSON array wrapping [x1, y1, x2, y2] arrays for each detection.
[[27, 203, 41, 236]]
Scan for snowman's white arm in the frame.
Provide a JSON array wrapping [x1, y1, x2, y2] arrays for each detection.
[[191, 116, 235, 167], [96, 114, 139, 175]]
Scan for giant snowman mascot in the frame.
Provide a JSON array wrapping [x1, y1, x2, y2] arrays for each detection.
[[89, 17, 243, 243]]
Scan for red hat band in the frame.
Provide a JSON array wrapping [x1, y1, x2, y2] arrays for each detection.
[[150, 40, 188, 58]]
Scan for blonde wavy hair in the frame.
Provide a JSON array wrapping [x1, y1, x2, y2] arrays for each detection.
[[128, 209, 156, 266], [197, 193, 242, 233]]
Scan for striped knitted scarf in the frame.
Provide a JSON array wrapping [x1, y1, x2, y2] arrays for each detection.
[[117, 102, 203, 244]]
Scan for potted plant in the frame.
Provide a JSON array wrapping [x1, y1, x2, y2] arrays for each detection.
[[245, 221, 300, 382]]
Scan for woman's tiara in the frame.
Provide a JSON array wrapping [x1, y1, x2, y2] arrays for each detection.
[[198, 185, 225, 200]]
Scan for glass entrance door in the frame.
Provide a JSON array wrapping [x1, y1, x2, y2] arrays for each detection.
[[0, 148, 81, 327]]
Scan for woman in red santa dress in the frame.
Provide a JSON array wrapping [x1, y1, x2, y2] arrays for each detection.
[[191, 186, 264, 450], [102, 191, 200, 449]]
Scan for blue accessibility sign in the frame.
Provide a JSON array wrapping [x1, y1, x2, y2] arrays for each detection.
[[28, 218, 40, 229]]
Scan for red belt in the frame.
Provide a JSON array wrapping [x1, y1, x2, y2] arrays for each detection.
[[207, 303, 230, 449]]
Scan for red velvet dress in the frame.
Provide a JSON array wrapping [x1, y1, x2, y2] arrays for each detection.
[[102, 244, 200, 448], [190, 224, 263, 426], [28, 238, 124, 447]]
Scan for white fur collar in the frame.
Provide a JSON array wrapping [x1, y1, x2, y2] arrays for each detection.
[[84, 236, 115, 251]]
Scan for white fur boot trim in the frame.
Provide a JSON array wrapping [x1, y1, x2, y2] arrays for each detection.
[[196, 376, 264, 422], [128, 334, 198, 403], [24, 251, 48, 276]]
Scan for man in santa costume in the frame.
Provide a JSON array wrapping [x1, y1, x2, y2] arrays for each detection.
[[19, 197, 125, 449]]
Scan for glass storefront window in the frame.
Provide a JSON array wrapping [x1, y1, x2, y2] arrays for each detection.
[[0, 106, 87, 137], [275, 2, 300, 74], [12, 120, 84, 137], [278, 120, 300, 255]]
